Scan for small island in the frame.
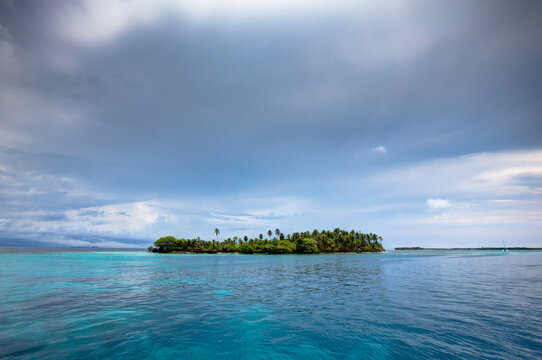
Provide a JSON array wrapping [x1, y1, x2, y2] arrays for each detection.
[[148, 228, 384, 254]]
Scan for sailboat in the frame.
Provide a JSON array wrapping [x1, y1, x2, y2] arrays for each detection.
[[502, 240, 508, 252]]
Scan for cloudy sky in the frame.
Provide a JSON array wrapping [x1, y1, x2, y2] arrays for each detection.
[[1, 0, 541, 248]]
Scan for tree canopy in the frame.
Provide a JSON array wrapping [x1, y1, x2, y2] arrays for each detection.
[[148, 228, 384, 254]]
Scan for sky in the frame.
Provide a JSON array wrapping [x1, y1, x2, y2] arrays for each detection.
[[0, 0, 541, 249]]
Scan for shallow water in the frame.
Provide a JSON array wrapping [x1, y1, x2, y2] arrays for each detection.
[[0, 249, 541, 359]]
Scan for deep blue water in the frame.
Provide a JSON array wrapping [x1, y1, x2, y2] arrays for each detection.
[[1, 249, 541, 359]]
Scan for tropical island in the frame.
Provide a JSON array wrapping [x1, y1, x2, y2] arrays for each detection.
[[147, 228, 384, 254]]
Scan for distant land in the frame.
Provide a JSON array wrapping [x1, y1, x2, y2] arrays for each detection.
[[148, 228, 384, 254], [0, 238, 53, 247], [395, 247, 542, 250]]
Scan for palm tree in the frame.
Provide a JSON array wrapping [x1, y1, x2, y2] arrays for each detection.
[[259, 234, 263, 240], [275, 228, 280, 237], [214, 228, 220, 242], [267, 230, 272, 239]]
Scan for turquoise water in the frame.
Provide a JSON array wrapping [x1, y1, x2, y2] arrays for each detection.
[[1, 249, 541, 359]]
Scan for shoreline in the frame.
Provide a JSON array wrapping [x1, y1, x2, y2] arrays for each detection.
[[153, 251, 384, 255]]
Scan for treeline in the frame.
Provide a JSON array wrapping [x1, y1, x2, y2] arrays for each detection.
[[148, 228, 384, 254]]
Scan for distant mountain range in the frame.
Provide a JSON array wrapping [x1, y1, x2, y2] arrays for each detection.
[[0, 238, 54, 247]]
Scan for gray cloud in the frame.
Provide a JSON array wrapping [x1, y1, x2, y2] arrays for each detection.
[[1, 0, 541, 247]]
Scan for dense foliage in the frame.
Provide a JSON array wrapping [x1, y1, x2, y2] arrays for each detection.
[[148, 229, 383, 254]]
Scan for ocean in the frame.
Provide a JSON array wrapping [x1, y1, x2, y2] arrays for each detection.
[[0, 249, 541, 359]]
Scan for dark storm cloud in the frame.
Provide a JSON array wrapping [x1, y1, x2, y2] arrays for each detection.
[[0, 0, 541, 246]]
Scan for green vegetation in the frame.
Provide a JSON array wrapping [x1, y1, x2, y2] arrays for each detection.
[[147, 228, 384, 254]]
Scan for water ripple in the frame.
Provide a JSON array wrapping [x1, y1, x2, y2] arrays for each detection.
[[0, 251, 541, 359]]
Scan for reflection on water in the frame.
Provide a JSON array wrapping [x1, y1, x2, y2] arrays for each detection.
[[0, 250, 541, 359]]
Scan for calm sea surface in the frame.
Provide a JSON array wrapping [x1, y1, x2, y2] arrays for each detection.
[[0, 249, 541, 359]]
